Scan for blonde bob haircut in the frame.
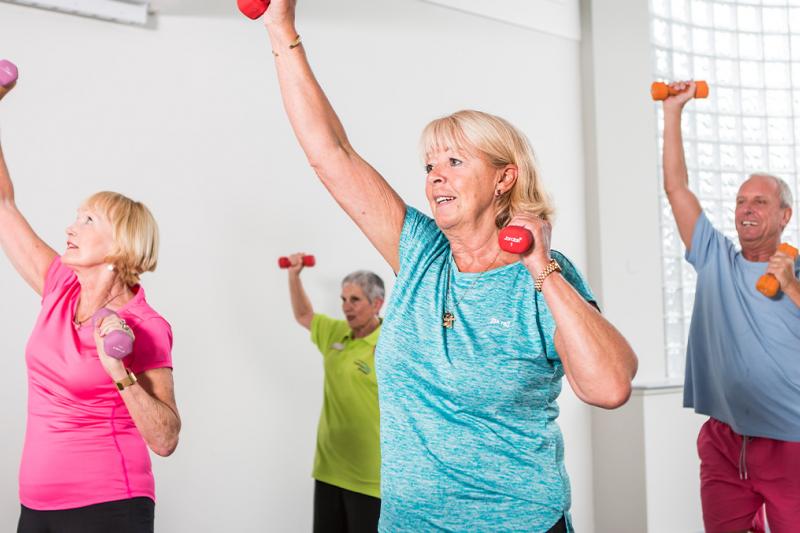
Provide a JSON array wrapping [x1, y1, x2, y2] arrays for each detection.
[[84, 191, 159, 287], [420, 110, 554, 229]]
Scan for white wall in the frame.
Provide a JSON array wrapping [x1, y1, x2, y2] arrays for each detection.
[[582, 0, 707, 530], [592, 386, 704, 533], [0, 1, 595, 530]]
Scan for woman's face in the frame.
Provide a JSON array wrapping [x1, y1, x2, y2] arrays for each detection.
[[341, 283, 381, 331], [424, 147, 500, 232], [62, 205, 115, 269]]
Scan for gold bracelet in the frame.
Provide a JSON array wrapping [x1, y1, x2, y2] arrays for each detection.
[[115, 369, 138, 391], [272, 34, 302, 57], [534, 259, 562, 292]]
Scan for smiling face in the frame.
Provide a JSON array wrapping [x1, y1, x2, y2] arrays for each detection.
[[735, 175, 792, 254], [62, 205, 116, 269], [424, 147, 506, 232], [341, 283, 382, 332]]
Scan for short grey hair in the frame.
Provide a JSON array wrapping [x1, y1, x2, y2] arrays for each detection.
[[341, 270, 385, 303], [749, 173, 793, 208]]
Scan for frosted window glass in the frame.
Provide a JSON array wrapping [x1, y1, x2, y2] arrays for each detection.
[[694, 28, 713, 53], [764, 35, 791, 60], [714, 3, 736, 29], [651, 0, 800, 378], [763, 8, 789, 33], [764, 61, 791, 87]]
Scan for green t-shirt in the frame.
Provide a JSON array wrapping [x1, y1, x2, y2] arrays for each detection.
[[310, 314, 381, 498]]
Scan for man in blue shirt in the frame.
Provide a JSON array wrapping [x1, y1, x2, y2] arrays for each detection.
[[661, 81, 800, 533]]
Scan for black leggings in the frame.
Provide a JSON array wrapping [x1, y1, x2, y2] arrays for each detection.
[[548, 515, 568, 533], [17, 497, 154, 533], [313, 480, 381, 533]]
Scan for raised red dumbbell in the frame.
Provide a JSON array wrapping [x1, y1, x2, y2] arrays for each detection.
[[498, 226, 534, 254], [278, 255, 316, 269], [92, 308, 134, 359], [238, 0, 270, 19]]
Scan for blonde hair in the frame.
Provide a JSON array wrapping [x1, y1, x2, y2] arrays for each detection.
[[84, 191, 159, 287], [420, 110, 554, 228]]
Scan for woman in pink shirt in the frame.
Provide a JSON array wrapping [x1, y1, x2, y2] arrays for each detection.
[[1, 84, 180, 532]]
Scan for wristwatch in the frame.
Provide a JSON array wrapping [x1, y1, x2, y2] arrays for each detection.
[[115, 369, 138, 391], [535, 259, 562, 292]]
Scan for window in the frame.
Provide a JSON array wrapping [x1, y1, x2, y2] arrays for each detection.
[[651, 0, 800, 377]]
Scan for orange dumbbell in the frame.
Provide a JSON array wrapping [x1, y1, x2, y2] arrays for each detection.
[[651, 80, 709, 101], [755, 243, 798, 298]]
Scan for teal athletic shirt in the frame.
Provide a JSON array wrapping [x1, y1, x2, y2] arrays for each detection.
[[375, 206, 595, 532]]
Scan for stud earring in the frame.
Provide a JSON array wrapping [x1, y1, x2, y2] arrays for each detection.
[[107, 264, 114, 272]]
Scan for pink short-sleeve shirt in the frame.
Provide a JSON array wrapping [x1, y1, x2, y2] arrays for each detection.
[[20, 257, 173, 510]]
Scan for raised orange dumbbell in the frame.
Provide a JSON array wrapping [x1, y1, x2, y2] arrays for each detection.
[[756, 243, 798, 298], [651, 80, 709, 101]]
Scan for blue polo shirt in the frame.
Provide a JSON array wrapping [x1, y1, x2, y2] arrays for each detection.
[[684, 211, 800, 441]]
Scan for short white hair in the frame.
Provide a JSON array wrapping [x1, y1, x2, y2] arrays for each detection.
[[749, 173, 793, 208], [341, 271, 385, 303]]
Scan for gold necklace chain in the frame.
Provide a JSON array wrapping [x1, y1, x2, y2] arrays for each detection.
[[442, 250, 501, 329], [73, 291, 125, 329]]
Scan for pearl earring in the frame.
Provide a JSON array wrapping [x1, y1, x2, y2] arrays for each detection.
[[107, 264, 114, 272]]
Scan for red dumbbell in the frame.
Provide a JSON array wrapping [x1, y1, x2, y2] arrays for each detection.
[[278, 255, 316, 269], [755, 243, 798, 298], [238, 0, 270, 19], [498, 226, 534, 254]]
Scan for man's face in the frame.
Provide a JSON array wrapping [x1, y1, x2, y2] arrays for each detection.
[[734, 175, 791, 249]]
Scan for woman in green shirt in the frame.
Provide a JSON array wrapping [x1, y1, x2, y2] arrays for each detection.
[[285, 254, 384, 533]]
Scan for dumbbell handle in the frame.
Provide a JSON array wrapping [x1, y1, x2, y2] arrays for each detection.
[[278, 255, 316, 269], [756, 243, 798, 298], [651, 81, 709, 101], [92, 308, 134, 359], [498, 226, 534, 254]]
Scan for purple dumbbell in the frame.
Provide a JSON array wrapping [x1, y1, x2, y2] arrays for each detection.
[[92, 308, 134, 359], [0, 60, 18, 100], [0, 60, 18, 88]]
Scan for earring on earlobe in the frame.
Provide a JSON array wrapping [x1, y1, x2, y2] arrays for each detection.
[[106, 264, 114, 272]]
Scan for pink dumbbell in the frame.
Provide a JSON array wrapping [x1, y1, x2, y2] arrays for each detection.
[[0, 60, 18, 99], [498, 226, 534, 254], [92, 308, 134, 359]]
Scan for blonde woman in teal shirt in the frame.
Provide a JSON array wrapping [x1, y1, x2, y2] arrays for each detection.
[[262, 2, 638, 530], [286, 254, 383, 533]]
